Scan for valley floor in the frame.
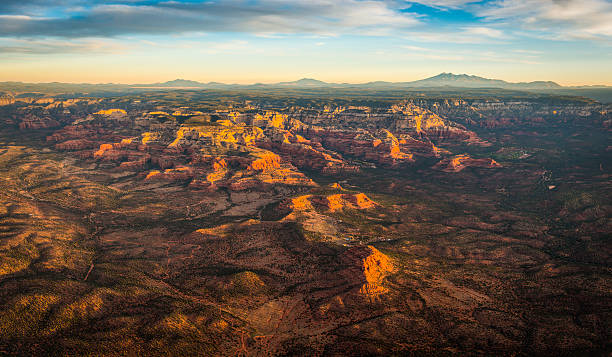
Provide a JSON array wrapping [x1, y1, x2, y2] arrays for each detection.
[[0, 98, 610, 356]]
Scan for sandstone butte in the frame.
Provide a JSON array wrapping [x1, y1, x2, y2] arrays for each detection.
[[226, 110, 306, 132], [302, 128, 415, 167], [18, 115, 60, 130], [141, 150, 313, 189], [94, 109, 127, 116], [329, 182, 344, 190], [390, 102, 446, 133], [284, 193, 378, 213], [202, 157, 229, 184], [434, 154, 502, 172], [169, 126, 264, 147], [257, 140, 357, 174], [54, 139, 96, 151], [94, 143, 114, 158], [43, 102, 500, 195], [141, 132, 160, 145], [343, 245, 394, 298], [93, 139, 135, 158], [253, 111, 289, 128], [243, 167, 315, 189], [0, 95, 15, 106], [247, 152, 282, 172], [145, 166, 193, 180]]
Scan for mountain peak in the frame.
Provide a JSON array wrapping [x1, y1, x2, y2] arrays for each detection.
[[429, 73, 489, 81], [297, 78, 324, 83], [414, 73, 560, 89], [278, 78, 329, 86], [161, 79, 204, 86]]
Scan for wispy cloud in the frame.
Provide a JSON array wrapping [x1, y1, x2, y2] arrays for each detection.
[[0, 37, 129, 55], [398, 44, 465, 61], [397, 44, 543, 64], [201, 40, 258, 55], [406, 0, 480, 9], [0, 0, 421, 38], [461, 26, 507, 39], [407, 26, 509, 44], [476, 0, 612, 40], [406, 0, 612, 41], [2, 0, 609, 44], [477, 50, 542, 65], [512, 49, 543, 55]]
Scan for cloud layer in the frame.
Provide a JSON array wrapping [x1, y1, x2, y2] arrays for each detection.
[[477, 0, 612, 40], [0, 0, 419, 38], [0, 0, 610, 88], [1, 0, 610, 43]]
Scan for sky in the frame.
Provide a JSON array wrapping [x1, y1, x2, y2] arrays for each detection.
[[0, 0, 611, 85]]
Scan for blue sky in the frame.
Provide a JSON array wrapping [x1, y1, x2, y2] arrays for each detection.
[[0, 0, 611, 85]]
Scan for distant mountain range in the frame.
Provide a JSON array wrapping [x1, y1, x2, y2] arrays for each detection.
[[393, 73, 562, 90], [1, 73, 611, 102], [141, 73, 567, 90]]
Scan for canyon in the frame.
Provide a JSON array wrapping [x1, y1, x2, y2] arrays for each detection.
[[0, 89, 610, 356]]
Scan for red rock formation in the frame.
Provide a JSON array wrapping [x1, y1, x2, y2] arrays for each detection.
[[19, 115, 60, 130], [281, 193, 378, 213], [0, 95, 15, 106], [228, 178, 264, 191], [47, 125, 96, 143], [329, 183, 344, 190], [423, 126, 490, 146], [247, 152, 281, 172], [341, 245, 394, 297], [301, 128, 414, 167], [145, 166, 194, 181], [55, 139, 96, 151], [119, 155, 151, 170], [398, 135, 448, 157], [434, 154, 501, 172], [258, 141, 358, 173], [212, 158, 228, 171]]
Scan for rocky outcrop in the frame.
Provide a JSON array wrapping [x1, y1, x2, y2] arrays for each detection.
[[55, 139, 96, 151], [292, 101, 488, 147], [47, 125, 100, 143], [390, 102, 447, 133], [281, 193, 377, 214], [227, 110, 307, 131], [19, 115, 60, 130], [94, 109, 127, 117], [341, 245, 394, 297], [413, 98, 611, 128], [0, 96, 15, 106], [170, 125, 265, 147], [301, 128, 414, 167], [434, 154, 501, 172], [398, 134, 448, 157], [247, 152, 281, 172], [421, 126, 490, 146], [35, 101, 516, 185], [145, 166, 194, 181], [258, 140, 359, 173]]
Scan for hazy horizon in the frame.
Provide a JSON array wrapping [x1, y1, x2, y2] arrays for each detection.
[[1, 72, 610, 87]]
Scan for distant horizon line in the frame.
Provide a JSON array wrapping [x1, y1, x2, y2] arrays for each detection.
[[0, 73, 611, 88]]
